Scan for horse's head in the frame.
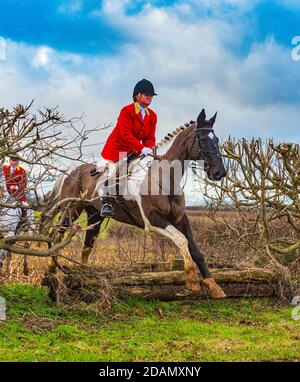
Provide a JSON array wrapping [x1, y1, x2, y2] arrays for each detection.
[[193, 109, 226, 181]]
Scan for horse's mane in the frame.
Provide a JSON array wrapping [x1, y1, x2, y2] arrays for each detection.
[[155, 120, 196, 153]]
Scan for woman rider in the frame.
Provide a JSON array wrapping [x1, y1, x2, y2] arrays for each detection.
[[99, 79, 158, 217]]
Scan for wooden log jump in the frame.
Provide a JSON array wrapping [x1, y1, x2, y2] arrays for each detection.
[[42, 260, 276, 303]]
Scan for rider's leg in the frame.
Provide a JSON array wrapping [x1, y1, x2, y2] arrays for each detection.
[[100, 161, 118, 217]]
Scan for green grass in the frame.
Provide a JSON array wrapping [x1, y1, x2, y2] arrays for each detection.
[[0, 284, 299, 362]]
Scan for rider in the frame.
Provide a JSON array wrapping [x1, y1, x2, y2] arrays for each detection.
[[0, 157, 28, 269], [98, 79, 158, 217], [2, 157, 28, 205]]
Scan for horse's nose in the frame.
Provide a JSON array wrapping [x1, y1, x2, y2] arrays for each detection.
[[213, 169, 226, 181]]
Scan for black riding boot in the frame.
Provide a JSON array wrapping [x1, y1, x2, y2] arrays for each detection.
[[100, 196, 115, 217]]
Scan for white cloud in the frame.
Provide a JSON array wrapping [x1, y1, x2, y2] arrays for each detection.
[[0, 36, 6, 61], [101, 0, 133, 14], [32, 46, 52, 67], [0, 1, 299, 173]]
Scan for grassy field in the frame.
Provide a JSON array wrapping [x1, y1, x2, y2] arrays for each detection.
[[0, 284, 299, 362], [0, 210, 298, 362]]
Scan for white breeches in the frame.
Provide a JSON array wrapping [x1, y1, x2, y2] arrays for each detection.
[[97, 161, 118, 197]]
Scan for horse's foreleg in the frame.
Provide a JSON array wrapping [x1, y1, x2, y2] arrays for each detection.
[[147, 212, 201, 291], [82, 209, 103, 264], [176, 214, 226, 299]]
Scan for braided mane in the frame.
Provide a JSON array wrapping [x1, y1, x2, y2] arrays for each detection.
[[155, 120, 196, 149]]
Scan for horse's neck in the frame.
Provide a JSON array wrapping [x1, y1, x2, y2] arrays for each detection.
[[161, 135, 190, 178]]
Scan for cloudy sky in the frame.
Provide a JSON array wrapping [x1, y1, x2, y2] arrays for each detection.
[[0, 0, 299, 166]]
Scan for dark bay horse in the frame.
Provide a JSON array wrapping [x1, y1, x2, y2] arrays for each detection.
[[46, 109, 227, 298]]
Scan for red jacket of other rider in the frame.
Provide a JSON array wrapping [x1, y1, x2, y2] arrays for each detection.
[[2, 164, 27, 203]]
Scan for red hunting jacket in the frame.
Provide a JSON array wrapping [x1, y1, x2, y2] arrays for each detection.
[[2, 165, 27, 202], [101, 102, 157, 162]]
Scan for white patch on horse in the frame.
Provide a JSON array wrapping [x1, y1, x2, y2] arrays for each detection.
[[149, 224, 199, 283], [125, 156, 153, 198], [151, 225, 189, 254]]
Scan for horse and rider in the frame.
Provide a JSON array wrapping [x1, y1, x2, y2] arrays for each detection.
[[45, 78, 228, 299], [0, 157, 29, 273]]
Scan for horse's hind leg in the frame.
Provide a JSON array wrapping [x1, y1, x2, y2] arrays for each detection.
[[82, 208, 103, 264]]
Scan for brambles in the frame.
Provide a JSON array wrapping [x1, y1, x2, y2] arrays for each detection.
[[202, 138, 300, 298], [0, 102, 98, 267]]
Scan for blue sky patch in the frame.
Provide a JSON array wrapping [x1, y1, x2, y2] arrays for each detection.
[[0, 0, 299, 55]]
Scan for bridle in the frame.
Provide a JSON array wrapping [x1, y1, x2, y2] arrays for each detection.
[[137, 125, 222, 165], [194, 126, 222, 169]]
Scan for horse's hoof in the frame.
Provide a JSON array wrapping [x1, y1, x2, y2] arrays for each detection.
[[185, 279, 201, 292], [203, 278, 226, 299]]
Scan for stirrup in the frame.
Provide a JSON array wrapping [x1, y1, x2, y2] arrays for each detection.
[[90, 168, 99, 177], [100, 202, 114, 217]]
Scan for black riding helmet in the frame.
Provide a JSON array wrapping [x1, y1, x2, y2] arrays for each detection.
[[133, 79, 157, 99]]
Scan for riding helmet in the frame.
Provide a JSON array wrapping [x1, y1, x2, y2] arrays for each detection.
[[133, 79, 157, 98]]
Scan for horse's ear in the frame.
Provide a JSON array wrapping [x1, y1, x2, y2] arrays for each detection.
[[209, 112, 217, 126], [197, 109, 206, 126]]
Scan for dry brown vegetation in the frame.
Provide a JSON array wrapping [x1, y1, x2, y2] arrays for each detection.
[[0, 210, 289, 282]]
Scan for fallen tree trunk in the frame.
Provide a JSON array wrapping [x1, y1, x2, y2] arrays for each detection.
[[123, 283, 274, 301], [115, 268, 275, 286], [42, 265, 276, 303]]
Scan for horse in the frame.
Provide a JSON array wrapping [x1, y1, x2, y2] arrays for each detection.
[[45, 109, 227, 298]]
